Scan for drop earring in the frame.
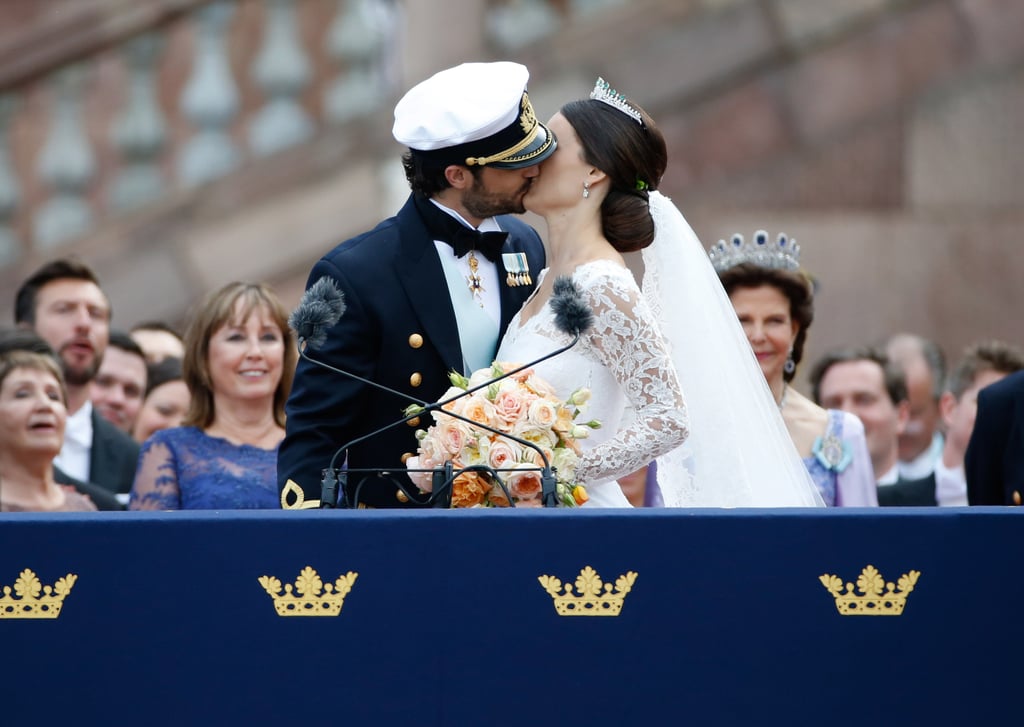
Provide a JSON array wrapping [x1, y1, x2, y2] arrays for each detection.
[[783, 350, 796, 375], [582, 182, 590, 199]]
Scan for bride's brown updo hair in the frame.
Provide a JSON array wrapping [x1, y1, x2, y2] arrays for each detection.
[[560, 97, 667, 252]]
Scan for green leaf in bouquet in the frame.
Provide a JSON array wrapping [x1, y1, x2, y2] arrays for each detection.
[[448, 371, 470, 389]]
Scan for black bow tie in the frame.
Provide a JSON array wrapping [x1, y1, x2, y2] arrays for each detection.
[[450, 227, 508, 263], [414, 195, 508, 263]]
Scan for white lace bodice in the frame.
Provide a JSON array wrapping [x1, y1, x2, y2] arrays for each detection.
[[496, 261, 689, 503]]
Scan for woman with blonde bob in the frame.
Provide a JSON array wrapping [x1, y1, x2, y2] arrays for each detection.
[[0, 351, 97, 512], [129, 282, 296, 510]]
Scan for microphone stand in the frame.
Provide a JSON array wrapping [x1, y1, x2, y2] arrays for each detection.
[[299, 332, 580, 509]]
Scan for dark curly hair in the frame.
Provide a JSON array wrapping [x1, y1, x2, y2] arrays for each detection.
[[401, 150, 485, 198], [560, 98, 667, 252], [718, 263, 815, 383]]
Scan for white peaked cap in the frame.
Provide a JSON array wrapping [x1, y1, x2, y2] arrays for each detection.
[[392, 61, 555, 169]]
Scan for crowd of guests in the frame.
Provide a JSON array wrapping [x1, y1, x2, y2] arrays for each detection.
[[0, 253, 1020, 513], [0, 259, 290, 512]]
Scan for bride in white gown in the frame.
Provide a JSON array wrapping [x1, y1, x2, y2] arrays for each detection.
[[496, 80, 824, 508]]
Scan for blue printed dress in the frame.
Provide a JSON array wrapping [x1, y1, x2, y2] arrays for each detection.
[[128, 426, 280, 510]]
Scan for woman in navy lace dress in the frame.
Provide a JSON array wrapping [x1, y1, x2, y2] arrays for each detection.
[[713, 233, 877, 507], [129, 283, 296, 510]]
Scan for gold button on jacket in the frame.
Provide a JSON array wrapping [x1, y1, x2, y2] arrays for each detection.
[[410, 372, 422, 387], [408, 333, 423, 349]]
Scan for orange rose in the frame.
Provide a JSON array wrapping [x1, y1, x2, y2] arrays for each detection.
[[451, 471, 489, 508]]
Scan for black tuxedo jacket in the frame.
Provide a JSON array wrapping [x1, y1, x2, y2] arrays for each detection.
[[89, 409, 141, 495], [966, 370, 1024, 506], [278, 194, 546, 508], [877, 473, 937, 507], [53, 465, 123, 511]]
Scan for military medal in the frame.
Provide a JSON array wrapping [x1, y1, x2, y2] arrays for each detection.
[[502, 252, 532, 287], [466, 250, 485, 304]]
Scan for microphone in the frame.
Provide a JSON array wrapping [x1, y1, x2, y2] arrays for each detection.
[[288, 277, 346, 351], [290, 274, 592, 508]]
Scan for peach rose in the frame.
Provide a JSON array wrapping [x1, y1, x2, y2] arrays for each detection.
[[437, 386, 469, 419], [487, 439, 521, 472], [461, 394, 498, 429], [492, 387, 528, 425], [524, 373, 556, 398], [515, 496, 543, 508], [507, 464, 543, 500], [404, 456, 433, 492], [487, 482, 511, 507], [436, 417, 472, 456]]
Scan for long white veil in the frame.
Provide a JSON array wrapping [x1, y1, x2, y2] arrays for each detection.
[[641, 192, 824, 507]]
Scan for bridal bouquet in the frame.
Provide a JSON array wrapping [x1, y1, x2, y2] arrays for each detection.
[[404, 362, 598, 508]]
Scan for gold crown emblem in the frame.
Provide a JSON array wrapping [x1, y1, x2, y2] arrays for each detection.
[[1, 568, 77, 620], [538, 566, 637, 617], [258, 566, 358, 617], [819, 565, 920, 616]]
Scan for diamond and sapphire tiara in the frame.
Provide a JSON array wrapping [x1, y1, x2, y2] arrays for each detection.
[[708, 230, 801, 273]]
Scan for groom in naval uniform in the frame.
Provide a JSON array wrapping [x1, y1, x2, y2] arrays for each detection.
[[278, 62, 555, 508]]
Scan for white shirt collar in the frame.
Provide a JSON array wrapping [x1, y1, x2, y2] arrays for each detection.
[[64, 400, 94, 448], [898, 432, 944, 479], [54, 400, 94, 483], [934, 459, 967, 507], [877, 464, 900, 487]]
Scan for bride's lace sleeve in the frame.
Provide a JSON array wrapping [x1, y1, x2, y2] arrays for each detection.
[[573, 270, 689, 485], [128, 431, 183, 510]]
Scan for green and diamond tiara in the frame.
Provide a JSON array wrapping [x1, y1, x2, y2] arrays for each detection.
[[590, 77, 643, 125]]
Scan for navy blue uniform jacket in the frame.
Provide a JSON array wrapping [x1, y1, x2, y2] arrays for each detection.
[[966, 369, 1024, 506], [278, 194, 545, 508]]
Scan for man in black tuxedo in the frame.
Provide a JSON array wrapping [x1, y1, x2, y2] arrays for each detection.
[[965, 369, 1024, 506], [278, 62, 555, 508], [810, 346, 937, 506], [14, 260, 140, 497]]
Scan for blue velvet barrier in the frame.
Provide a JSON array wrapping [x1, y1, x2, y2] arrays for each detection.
[[1, 508, 1021, 726]]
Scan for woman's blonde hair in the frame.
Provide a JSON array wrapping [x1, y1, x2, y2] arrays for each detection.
[[0, 350, 68, 406], [181, 282, 296, 429]]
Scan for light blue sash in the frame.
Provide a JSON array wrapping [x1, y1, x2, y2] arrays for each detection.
[[437, 253, 500, 374]]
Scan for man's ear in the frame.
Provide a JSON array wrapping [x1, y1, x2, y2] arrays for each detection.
[[938, 391, 957, 429], [444, 165, 473, 190], [894, 399, 911, 435]]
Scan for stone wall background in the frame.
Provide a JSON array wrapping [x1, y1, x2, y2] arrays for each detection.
[[0, 0, 1020, 385]]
